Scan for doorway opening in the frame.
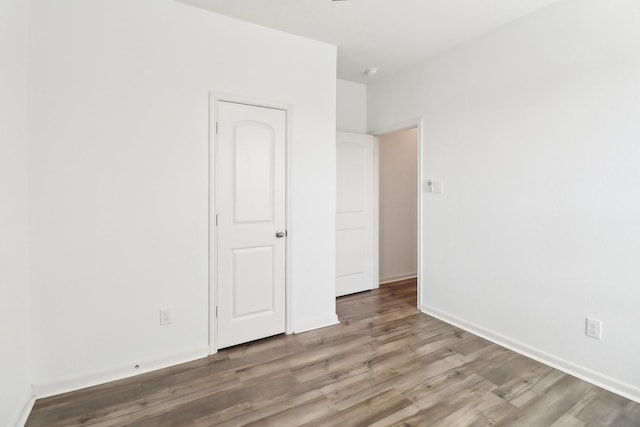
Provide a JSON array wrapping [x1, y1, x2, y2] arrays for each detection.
[[335, 121, 423, 311], [376, 125, 421, 308]]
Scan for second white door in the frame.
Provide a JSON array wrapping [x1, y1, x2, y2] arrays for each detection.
[[336, 132, 376, 297], [216, 101, 286, 349]]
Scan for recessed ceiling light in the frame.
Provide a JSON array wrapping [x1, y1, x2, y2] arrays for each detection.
[[364, 67, 379, 77]]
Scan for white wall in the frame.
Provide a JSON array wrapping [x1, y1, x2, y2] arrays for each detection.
[[378, 128, 418, 283], [0, 0, 33, 424], [29, 0, 337, 395], [369, 0, 640, 401], [337, 79, 367, 133]]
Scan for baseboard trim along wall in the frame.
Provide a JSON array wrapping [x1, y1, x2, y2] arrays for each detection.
[[31, 315, 341, 401], [32, 347, 210, 399], [421, 304, 640, 405], [380, 274, 417, 285], [13, 389, 35, 427], [293, 314, 340, 334]]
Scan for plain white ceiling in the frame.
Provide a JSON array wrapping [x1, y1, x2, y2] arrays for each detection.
[[176, 0, 561, 84]]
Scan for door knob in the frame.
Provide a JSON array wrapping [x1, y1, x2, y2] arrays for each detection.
[[275, 230, 285, 238]]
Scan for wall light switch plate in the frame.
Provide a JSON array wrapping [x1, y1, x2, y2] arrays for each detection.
[[425, 179, 433, 192], [433, 180, 443, 194]]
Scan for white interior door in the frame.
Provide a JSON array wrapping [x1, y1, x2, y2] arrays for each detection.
[[216, 101, 286, 349], [336, 132, 376, 297]]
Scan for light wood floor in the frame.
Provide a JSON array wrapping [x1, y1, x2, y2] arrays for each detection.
[[26, 279, 640, 426]]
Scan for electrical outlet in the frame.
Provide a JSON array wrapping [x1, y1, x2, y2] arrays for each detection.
[[586, 317, 602, 339], [160, 308, 172, 326]]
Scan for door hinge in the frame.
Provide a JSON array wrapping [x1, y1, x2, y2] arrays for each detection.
[[215, 122, 219, 134], [215, 214, 218, 226], [215, 306, 218, 318]]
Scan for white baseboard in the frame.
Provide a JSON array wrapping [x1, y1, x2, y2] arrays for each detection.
[[421, 304, 640, 404], [31, 315, 341, 401], [12, 387, 35, 427], [293, 314, 340, 334], [32, 347, 209, 399], [380, 273, 417, 285]]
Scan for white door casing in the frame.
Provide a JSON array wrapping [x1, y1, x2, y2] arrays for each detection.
[[371, 119, 424, 310], [336, 132, 376, 297], [216, 101, 287, 349]]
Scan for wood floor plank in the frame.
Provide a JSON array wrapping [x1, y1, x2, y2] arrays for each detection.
[[609, 401, 640, 427], [197, 387, 326, 427], [306, 389, 416, 427], [430, 390, 515, 427], [551, 413, 587, 427], [243, 394, 338, 427], [25, 279, 640, 426], [368, 403, 421, 427]]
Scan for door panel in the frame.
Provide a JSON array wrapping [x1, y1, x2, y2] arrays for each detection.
[[232, 246, 274, 317], [337, 143, 365, 212], [336, 132, 375, 297], [234, 124, 275, 223], [336, 229, 365, 277], [217, 101, 286, 349]]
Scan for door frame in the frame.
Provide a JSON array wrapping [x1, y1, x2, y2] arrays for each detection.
[[208, 92, 292, 354], [371, 118, 425, 309]]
